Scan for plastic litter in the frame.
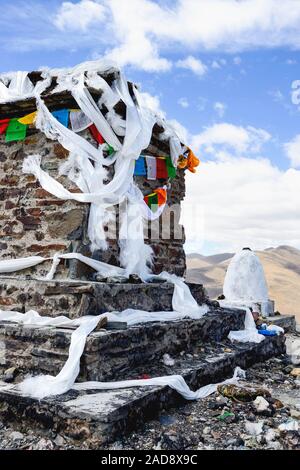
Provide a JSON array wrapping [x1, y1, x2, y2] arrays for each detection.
[[245, 421, 264, 436], [278, 420, 299, 432], [217, 411, 235, 421], [225, 307, 265, 344], [258, 329, 277, 337]]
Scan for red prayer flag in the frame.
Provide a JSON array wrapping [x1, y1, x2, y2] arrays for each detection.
[[0, 119, 10, 135], [89, 124, 105, 144], [156, 158, 168, 179]]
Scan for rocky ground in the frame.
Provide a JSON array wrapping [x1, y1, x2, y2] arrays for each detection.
[[0, 333, 299, 451]]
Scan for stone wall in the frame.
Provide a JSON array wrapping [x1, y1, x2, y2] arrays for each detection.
[[0, 128, 187, 281], [0, 277, 206, 317]]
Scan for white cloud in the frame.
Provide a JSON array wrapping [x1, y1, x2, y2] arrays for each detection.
[[233, 56, 242, 65], [211, 60, 221, 69], [10, 0, 300, 73], [286, 59, 297, 65], [182, 121, 300, 253], [214, 101, 227, 118], [211, 58, 226, 69], [284, 134, 300, 168], [269, 88, 284, 102], [182, 156, 300, 253], [54, 0, 106, 31], [139, 91, 166, 119], [105, 34, 172, 72], [178, 97, 189, 108], [103, 0, 300, 71], [176, 56, 208, 77], [191, 123, 271, 156]]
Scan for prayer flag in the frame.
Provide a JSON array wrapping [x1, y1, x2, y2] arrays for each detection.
[[155, 188, 167, 206], [18, 111, 37, 125], [186, 147, 200, 174], [156, 158, 168, 179], [52, 109, 69, 128], [166, 157, 176, 179], [89, 124, 105, 144], [134, 156, 147, 176], [145, 156, 156, 180], [5, 118, 27, 142], [107, 144, 115, 156], [144, 192, 159, 212], [0, 119, 10, 135], [144, 188, 167, 213], [70, 110, 92, 133]]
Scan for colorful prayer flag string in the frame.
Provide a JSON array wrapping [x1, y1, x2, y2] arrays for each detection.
[[1, 109, 200, 176], [144, 187, 167, 213]]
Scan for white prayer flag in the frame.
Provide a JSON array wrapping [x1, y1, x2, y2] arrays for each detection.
[[70, 110, 92, 133], [145, 156, 156, 180]]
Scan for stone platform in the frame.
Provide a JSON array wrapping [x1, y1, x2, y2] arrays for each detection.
[[0, 276, 207, 318], [0, 335, 285, 448], [0, 307, 245, 382], [0, 275, 288, 448]]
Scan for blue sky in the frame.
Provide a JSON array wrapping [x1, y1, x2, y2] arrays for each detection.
[[1, 0, 300, 254]]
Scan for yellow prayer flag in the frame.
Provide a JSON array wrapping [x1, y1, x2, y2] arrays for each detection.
[[18, 111, 37, 125]]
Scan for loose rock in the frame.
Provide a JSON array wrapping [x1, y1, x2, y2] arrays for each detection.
[[245, 421, 264, 436], [253, 396, 270, 413]]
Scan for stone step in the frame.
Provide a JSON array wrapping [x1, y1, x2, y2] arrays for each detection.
[[267, 314, 296, 333], [0, 276, 206, 318], [0, 307, 245, 382], [0, 335, 285, 448]]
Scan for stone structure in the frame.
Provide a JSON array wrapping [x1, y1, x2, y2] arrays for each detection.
[[0, 64, 289, 448], [0, 67, 187, 282]]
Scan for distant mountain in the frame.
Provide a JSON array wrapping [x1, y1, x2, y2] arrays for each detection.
[[186, 245, 300, 322]]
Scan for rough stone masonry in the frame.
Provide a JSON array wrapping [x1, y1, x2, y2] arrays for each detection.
[[0, 126, 187, 287]]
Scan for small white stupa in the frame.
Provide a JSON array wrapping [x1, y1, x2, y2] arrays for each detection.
[[221, 248, 273, 316]]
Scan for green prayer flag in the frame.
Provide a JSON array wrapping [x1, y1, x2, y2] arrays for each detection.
[[5, 118, 27, 143], [147, 193, 159, 212], [107, 144, 115, 156], [166, 157, 176, 179]]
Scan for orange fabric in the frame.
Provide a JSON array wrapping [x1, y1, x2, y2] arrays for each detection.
[[186, 147, 200, 173], [177, 154, 188, 170], [155, 188, 167, 206]]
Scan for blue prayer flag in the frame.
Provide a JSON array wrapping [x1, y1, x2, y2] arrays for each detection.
[[52, 109, 69, 128], [134, 156, 147, 176]]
